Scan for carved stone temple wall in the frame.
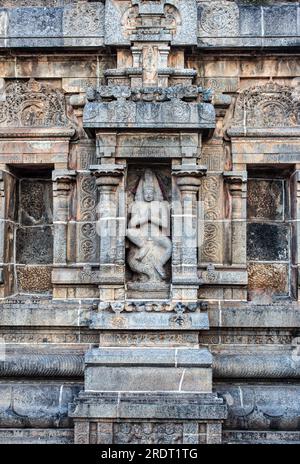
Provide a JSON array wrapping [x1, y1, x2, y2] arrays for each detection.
[[0, 0, 300, 445]]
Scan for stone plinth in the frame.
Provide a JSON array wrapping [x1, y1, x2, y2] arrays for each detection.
[[84, 347, 212, 393], [70, 391, 226, 444]]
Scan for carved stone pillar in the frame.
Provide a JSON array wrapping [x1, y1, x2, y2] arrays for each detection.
[[223, 171, 247, 266], [0, 170, 4, 285], [172, 165, 207, 301], [52, 170, 76, 265], [91, 164, 125, 302], [295, 170, 300, 300]]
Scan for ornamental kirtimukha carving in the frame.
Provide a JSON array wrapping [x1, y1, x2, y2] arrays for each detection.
[[0, 78, 68, 128], [121, 2, 181, 39], [232, 82, 300, 128]]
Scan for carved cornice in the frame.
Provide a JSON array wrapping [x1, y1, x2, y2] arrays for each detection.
[[84, 85, 215, 131], [87, 85, 212, 103]]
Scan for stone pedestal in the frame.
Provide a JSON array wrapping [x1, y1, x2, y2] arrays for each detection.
[[71, 330, 226, 444], [71, 392, 226, 444]]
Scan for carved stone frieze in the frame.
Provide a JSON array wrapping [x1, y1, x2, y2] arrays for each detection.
[[0, 79, 69, 128], [121, 2, 181, 40], [232, 82, 300, 129], [63, 2, 105, 37], [105, 0, 197, 46], [84, 84, 215, 130], [98, 300, 205, 313], [199, 1, 239, 37], [114, 422, 183, 444]]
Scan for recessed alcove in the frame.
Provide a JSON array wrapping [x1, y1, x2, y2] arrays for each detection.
[[9, 165, 53, 294]]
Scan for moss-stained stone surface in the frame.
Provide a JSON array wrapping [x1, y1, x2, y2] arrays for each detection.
[[247, 223, 290, 261], [16, 226, 53, 264], [20, 180, 53, 226], [247, 179, 283, 220]]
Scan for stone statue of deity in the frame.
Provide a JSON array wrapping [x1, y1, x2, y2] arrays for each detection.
[[127, 169, 171, 290]]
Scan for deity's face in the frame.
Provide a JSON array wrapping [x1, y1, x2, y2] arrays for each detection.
[[143, 186, 154, 202]]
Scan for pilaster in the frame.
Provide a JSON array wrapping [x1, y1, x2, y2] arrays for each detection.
[[223, 171, 247, 267], [172, 164, 207, 301], [0, 170, 4, 287], [52, 170, 76, 266], [91, 164, 126, 302]]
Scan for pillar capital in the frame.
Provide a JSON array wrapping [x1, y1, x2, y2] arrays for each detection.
[[223, 171, 247, 186], [173, 165, 207, 191], [90, 164, 125, 190], [52, 170, 76, 195]]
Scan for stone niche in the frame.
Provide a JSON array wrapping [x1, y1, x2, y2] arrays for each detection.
[[0, 78, 75, 298], [247, 168, 294, 303], [70, 0, 226, 444], [70, 76, 227, 443], [126, 163, 172, 299], [228, 82, 300, 303], [10, 166, 53, 295]]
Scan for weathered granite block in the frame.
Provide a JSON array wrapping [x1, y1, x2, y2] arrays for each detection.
[[16, 226, 53, 264], [263, 5, 297, 37], [85, 347, 212, 367], [84, 99, 215, 130], [70, 391, 227, 421], [248, 179, 284, 221], [20, 180, 53, 226], [248, 263, 289, 301], [85, 347, 212, 392], [247, 223, 290, 261], [85, 366, 212, 393], [239, 5, 261, 37]]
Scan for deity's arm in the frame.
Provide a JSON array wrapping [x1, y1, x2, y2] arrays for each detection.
[[128, 204, 149, 228], [149, 203, 170, 228]]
